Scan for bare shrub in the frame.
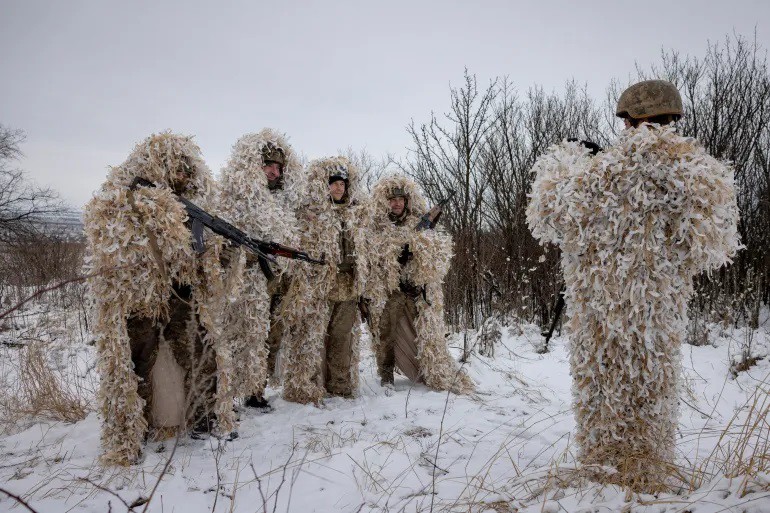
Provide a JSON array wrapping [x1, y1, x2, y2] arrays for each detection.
[[0, 342, 90, 432], [402, 72, 605, 332], [0, 125, 64, 244], [476, 316, 501, 357]]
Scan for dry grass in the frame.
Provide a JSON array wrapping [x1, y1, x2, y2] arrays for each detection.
[[689, 375, 770, 496], [0, 341, 91, 433]]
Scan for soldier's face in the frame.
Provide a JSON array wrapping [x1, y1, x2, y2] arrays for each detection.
[[329, 180, 346, 201], [171, 161, 192, 193], [388, 196, 405, 216], [263, 162, 282, 182]]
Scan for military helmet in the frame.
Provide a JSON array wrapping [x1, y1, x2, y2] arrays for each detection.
[[261, 143, 286, 166], [387, 186, 408, 199], [327, 163, 349, 183], [616, 80, 683, 120]]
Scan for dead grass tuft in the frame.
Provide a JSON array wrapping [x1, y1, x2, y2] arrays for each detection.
[[0, 341, 90, 431]]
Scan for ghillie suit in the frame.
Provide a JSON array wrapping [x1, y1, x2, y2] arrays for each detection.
[[217, 129, 302, 401], [526, 127, 740, 490], [366, 175, 474, 394], [85, 132, 238, 466], [281, 157, 373, 404]]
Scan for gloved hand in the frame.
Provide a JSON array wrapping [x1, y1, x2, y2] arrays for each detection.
[[397, 244, 413, 266]]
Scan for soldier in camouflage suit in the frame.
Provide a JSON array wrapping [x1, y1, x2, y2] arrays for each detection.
[[366, 175, 474, 394], [280, 157, 372, 404], [217, 129, 302, 410], [85, 132, 237, 465], [527, 80, 740, 490]]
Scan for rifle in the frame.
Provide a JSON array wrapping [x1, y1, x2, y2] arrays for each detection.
[[541, 285, 566, 350], [129, 177, 325, 280], [416, 189, 456, 231]]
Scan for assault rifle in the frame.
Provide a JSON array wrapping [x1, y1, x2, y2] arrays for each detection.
[[540, 285, 565, 352], [416, 189, 456, 231], [129, 177, 325, 280]]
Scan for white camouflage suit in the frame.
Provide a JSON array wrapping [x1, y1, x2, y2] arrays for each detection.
[[85, 132, 238, 465], [217, 129, 302, 402], [366, 175, 474, 394], [280, 157, 373, 404], [527, 125, 740, 489]]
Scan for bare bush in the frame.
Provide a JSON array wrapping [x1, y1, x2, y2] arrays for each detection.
[[340, 146, 390, 193], [403, 72, 606, 333], [0, 342, 90, 432], [0, 125, 63, 243]]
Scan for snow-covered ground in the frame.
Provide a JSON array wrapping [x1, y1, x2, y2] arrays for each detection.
[[1, 312, 769, 512]]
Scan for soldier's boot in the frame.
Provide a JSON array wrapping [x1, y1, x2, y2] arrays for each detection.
[[244, 394, 273, 412], [380, 368, 395, 387], [190, 413, 239, 441]]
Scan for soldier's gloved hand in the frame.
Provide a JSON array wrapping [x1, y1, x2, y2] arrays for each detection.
[[397, 244, 413, 266]]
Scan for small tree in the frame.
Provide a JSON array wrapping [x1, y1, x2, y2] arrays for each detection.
[[0, 125, 63, 243]]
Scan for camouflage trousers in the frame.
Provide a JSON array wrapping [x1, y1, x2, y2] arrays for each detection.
[[264, 274, 290, 384], [376, 290, 419, 384], [320, 299, 358, 397], [127, 285, 217, 431]]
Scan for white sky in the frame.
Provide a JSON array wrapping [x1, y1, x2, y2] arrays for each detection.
[[2, 0, 768, 208]]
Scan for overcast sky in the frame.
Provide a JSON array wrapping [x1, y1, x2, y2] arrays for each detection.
[[2, 0, 768, 208]]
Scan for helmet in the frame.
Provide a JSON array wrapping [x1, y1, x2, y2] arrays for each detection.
[[616, 80, 683, 120], [327, 163, 349, 183], [387, 186, 408, 199], [261, 143, 286, 166]]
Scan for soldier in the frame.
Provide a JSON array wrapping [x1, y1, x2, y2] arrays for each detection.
[[280, 157, 371, 404], [366, 175, 474, 394], [85, 132, 238, 465], [217, 129, 302, 410], [527, 80, 740, 490]]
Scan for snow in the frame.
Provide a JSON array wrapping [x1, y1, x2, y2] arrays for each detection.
[[1, 314, 769, 512]]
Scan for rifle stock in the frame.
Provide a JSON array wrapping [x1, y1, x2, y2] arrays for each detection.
[[416, 189, 456, 231]]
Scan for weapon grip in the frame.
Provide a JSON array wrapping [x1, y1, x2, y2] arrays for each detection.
[[257, 255, 275, 281], [190, 218, 206, 254]]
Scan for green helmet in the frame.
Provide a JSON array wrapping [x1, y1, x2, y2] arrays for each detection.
[[386, 186, 408, 199], [616, 80, 683, 120]]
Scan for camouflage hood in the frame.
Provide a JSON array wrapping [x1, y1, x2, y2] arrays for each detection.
[[220, 128, 303, 201], [218, 128, 302, 244], [370, 174, 428, 221], [104, 131, 214, 203], [303, 156, 362, 209]]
